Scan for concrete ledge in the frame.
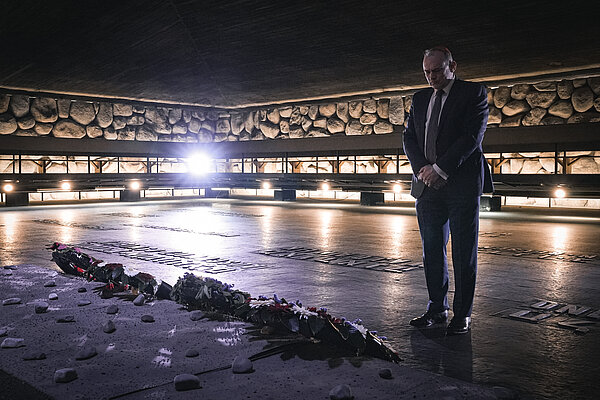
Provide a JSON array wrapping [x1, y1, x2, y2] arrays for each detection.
[[204, 189, 230, 198], [4, 192, 30, 207], [120, 190, 141, 202], [274, 189, 296, 201], [360, 192, 384, 206]]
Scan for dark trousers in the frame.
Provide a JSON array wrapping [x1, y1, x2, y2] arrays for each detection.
[[415, 186, 480, 317]]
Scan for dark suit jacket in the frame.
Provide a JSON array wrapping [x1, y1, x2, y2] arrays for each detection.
[[403, 78, 493, 198]]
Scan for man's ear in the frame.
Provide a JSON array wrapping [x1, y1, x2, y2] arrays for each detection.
[[449, 60, 457, 73]]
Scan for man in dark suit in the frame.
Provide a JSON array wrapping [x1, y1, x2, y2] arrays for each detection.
[[403, 46, 493, 335]]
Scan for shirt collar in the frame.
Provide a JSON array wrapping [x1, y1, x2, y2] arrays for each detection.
[[438, 77, 455, 96]]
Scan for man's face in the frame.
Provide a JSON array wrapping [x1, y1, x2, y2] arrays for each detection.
[[423, 52, 455, 90]]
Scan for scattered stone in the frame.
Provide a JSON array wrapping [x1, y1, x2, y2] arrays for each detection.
[[510, 84, 530, 100], [499, 114, 523, 127], [571, 87, 594, 112], [374, 121, 393, 134], [0, 114, 18, 135], [136, 125, 158, 141], [34, 122, 53, 135], [3, 298, 22, 306], [57, 316, 75, 323], [259, 121, 280, 138], [70, 101, 96, 125], [548, 100, 574, 118], [327, 118, 345, 133], [557, 80, 574, 99], [232, 356, 253, 374], [174, 374, 201, 391], [168, 108, 182, 124], [44, 280, 56, 287], [75, 345, 97, 360], [78, 287, 87, 293], [533, 81, 556, 91], [336, 103, 349, 123], [488, 107, 502, 124], [363, 99, 376, 113], [359, 113, 377, 125], [0, 94, 9, 113], [522, 107, 547, 126], [103, 320, 116, 334], [77, 300, 91, 307], [526, 91, 557, 108], [31, 97, 58, 123], [307, 105, 318, 120], [133, 294, 145, 306], [348, 101, 363, 118], [319, 104, 336, 118], [189, 310, 204, 321], [493, 86, 511, 108], [329, 384, 354, 400], [185, 349, 200, 357], [502, 100, 530, 116], [588, 77, 600, 95], [388, 96, 405, 125], [4, 265, 18, 270], [34, 301, 49, 314], [53, 120, 85, 138], [23, 351, 46, 361], [54, 368, 78, 383], [106, 305, 119, 314], [280, 106, 293, 118], [48, 293, 58, 301], [1, 337, 25, 348], [57, 99, 71, 118], [17, 116, 35, 130], [266, 109, 280, 124], [86, 125, 104, 138], [141, 315, 155, 323], [378, 368, 393, 379], [376, 99, 389, 118], [113, 103, 133, 116], [9, 95, 30, 118]]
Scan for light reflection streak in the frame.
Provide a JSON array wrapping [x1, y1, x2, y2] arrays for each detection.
[[386, 216, 406, 258], [551, 226, 569, 253], [258, 206, 274, 248], [318, 209, 334, 249]]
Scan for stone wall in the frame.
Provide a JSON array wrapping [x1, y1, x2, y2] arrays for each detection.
[[1, 76, 600, 143]]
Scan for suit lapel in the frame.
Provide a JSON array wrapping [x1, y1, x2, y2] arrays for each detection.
[[438, 79, 461, 132], [417, 88, 434, 147]]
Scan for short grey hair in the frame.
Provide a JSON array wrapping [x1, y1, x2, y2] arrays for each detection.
[[423, 46, 454, 65]]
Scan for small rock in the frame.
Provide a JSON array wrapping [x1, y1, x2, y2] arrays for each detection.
[[77, 287, 87, 293], [174, 374, 201, 391], [260, 325, 276, 335], [23, 351, 46, 361], [378, 368, 393, 379], [3, 265, 18, 270], [2, 298, 22, 306], [185, 349, 199, 358], [133, 294, 145, 306], [34, 301, 49, 314], [106, 305, 119, 314], [329, 384, 354, 400], [75, 345, 97, 360], [54, 368, 78, 383], [141, 315, 155, 323], [189, 311, 204, 321], [77, 300, 91, 307], [57, 316, 75, 323], [44, 280, 56, 287], [49, 293, 58, 301], [1, 337, 25, 348], [0, 328, 7, 337], [103, 320, 116, 334], [232, 356, 253, 374]]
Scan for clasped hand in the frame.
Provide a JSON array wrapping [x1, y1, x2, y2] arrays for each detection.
[[418, 165, 446, 190]]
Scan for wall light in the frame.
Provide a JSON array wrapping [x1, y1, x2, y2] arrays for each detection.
[[129, 181, 141, 190], [554, 188, 566, 198], [321, 182, 330, 191], [60, 181, 71, 190], [262, 181, 271, 190], [2, 183, 14, 192], [393, 184, 402, 193], [186, 153, 212, 175]]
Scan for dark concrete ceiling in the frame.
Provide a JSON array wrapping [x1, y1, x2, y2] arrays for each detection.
[[1, 0, 598, 108]]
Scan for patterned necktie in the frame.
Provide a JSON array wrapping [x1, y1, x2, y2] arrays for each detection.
[[425, 90, 443, 163]]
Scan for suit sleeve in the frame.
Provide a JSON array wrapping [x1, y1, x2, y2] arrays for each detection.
[[435, 83, 489, 177], [402, 95, 429, 175]]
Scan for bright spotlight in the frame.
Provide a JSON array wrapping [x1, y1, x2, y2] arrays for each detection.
[[129, 181, 141, 190], [393, 184, 402, 193], [321, 182, 330, 191], [186, 153, 212, 175], [554, 188, 566, 198], [2, 183, 14, 192], [262, 181, 271, 190], [60, 181, 71, 190]]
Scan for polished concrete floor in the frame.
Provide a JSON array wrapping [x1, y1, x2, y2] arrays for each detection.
[[1, 198, 599, 400]]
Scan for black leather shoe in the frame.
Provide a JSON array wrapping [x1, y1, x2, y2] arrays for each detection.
[[409, 310, 448, 327], [446, 317, 471, 335]]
